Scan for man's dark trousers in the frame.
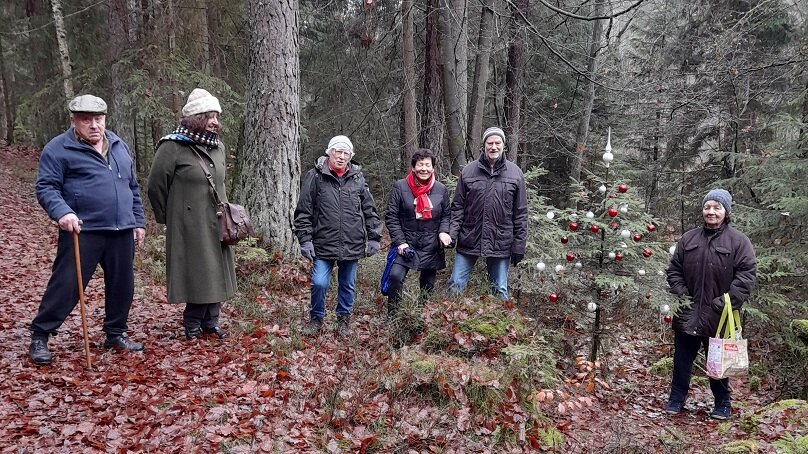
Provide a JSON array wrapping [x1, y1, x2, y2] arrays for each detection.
[[31, 230, 135, 339]]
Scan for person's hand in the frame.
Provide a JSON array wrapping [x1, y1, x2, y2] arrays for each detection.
[[134, 228, 146, 249], [300, 241, 315, 261], [366, 240, 380, 257], [510, 253, 524, 266], [58, 213, 82, 233], [438, 232, 452, 247], [397, 243, 410, 255]]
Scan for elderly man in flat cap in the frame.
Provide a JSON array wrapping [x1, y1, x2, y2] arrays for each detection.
[[294, 135, 383, 338], [447, 126, 528, 300], [29, 94, 146, 365]]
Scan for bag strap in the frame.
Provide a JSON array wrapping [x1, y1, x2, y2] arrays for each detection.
[[715, 293, 737, 339], [191, 149, 223, 206]]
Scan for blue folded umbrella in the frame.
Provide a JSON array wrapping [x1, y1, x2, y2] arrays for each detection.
[[380, 248, 398, 296]]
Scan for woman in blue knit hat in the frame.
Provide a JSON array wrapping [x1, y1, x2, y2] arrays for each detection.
[[664, 189, 757, 419]]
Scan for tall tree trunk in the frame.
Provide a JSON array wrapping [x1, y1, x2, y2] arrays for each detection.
[[237, 0, 301, 256], [504, 0, 527, 166], [50, 0, 74, 102], [467, 0, 493, 156], [439, 0, 469, 174], [198, 0, 211, 74], [107, 0, 134, 146], [568, 0, 604, 206], [420, 0, 445, 163], [401, 0, 418, 164], [0, 34, 13, 144]]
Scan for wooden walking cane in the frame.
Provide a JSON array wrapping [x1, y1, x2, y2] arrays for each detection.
[[72, 231, 92, 369]]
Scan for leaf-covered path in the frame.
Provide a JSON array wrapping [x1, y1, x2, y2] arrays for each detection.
[[0, 145, 804, 453]]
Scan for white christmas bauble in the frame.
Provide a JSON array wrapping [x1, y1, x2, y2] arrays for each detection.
[[555, 264, 564, 273], [657, 270, 664, 276], [598, 185, 607, 193], [620, 242, 628, 249], [587, 302, 598, 312], [586, 211, 595, 219], [546, 211, 555, 220], [638, 269, 646, 276], [621, 229, 631, 239], [619, 205, 628, 214], [602, 152, 614, 164], [575, 262, 582, 269], [608, 252, 616, 259], [536, 262, 546, 271], [570, 213, 578, 220], [661, 304, 671, 315], [669, 245, 676, 255]]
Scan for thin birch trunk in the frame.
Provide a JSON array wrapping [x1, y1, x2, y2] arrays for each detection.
[[50, 0, 74, 102]]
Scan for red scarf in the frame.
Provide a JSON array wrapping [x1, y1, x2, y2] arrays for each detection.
[[406, 171, 434, 220]]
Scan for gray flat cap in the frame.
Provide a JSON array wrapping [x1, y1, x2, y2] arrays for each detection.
[[68, 95, 107, 114]]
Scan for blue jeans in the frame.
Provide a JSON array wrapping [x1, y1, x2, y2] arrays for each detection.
[[448, 253, 510, 299], [310, 258, 358, 319]]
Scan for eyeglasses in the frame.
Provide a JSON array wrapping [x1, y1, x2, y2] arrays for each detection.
[[331, 149, 352, 157]]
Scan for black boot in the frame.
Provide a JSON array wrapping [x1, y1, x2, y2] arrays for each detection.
[[302, 317, 323, 336], [29, 337, 53, 365]]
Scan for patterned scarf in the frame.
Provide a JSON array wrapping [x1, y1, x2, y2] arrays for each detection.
[[406, 171, 434, 220], [170, 125, 220, 147]]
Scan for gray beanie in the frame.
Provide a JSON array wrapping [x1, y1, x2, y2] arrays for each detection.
[[703, 189, 732, 215], [326, 135, 354, 154], [482, 126, 505, 143]]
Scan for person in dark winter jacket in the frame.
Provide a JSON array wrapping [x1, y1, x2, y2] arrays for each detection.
[[664, 188, 756, 420], [29, 95, 146, 365], [384, 148, 452, 317], [294, 135, 383, 337], [147, 88, 236, 341], [447, 126, 528, 300]]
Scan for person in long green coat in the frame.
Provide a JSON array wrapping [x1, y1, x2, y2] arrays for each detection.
[[147, 88, 236, 340]]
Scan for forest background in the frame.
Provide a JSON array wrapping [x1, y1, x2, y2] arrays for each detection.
[[0, 0, 806, 451]]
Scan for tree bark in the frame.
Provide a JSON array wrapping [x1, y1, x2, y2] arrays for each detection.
[[439, 0, 469, 174], [50, 0, 74, 102], [504, 0, 527, 166], [0, 34, 13, 144], [107, 0, 135, 146], [568, 0, 604, 206], [401, 0, 418, 164], [237, 0, 301, 256], [467, 0, 493, 156], [420, 0, 445, 162]]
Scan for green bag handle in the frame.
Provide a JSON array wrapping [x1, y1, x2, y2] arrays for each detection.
[[715, 293, 742, 339]]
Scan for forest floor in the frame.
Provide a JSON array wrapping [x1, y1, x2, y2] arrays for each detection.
[[0, 144, 805, 453]]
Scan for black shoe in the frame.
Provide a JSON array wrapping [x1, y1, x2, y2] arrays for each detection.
[[664, 400, 684, 414], [336, 314, 351, 338], [29, 338, 53, 365], [185, 327, 203, 340], [710, 404, 731, 420], [302, 317, 323, 336], [104, 335, 144, 352], [203, 326, 227, 339]]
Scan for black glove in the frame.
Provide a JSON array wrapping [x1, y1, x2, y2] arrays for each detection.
[[300, 241, 315, 261], [366, 240, 380, 257], [510, 253, 524, 266]]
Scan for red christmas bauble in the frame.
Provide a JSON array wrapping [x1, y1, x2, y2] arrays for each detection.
[[590, 224, 600, 233], [608, 208, 618, 217], [663, 315, 672, 323], [615, 252, 623, 261], [642, 248, 653, 258], [647, 224, 657, 232], [618, 183, 628, 193], [633, 234, 642, 242], [608, 193, 617, 199], [646, 292, 652, 299], [566, 253, 575, 262], [569, 222, 579, 232], [549, 293, 559, 303], [561, 236, 569, 244], [610, 222, 618, 230]]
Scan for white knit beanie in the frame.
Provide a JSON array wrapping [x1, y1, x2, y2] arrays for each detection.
[[482, 126, 506, 143], [182, 88, 222, 117], [325, 135, 354, 154]]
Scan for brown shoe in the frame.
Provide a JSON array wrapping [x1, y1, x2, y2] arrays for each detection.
[[336, 315, 351, 338], [302, 317, 323, 336]]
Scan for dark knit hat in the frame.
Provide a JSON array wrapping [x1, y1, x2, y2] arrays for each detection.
[[482, 126, 505, 143], [703, 189, 732, 215]]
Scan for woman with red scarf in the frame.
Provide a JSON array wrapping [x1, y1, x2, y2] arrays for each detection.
[[384, 149, 452, 317]]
